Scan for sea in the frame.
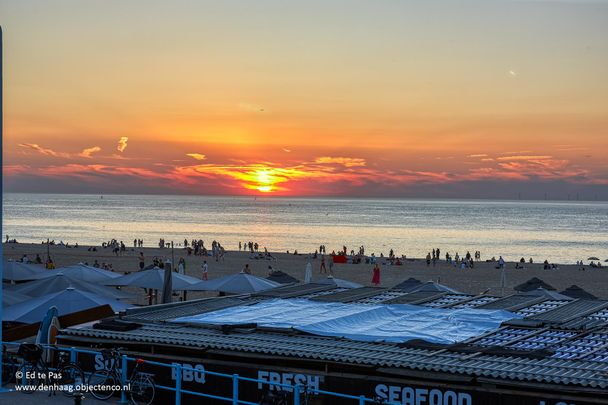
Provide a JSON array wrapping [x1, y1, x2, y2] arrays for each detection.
[[2, 193, 607, 264]]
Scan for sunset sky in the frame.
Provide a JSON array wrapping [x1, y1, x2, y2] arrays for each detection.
[[2, 0, 607, 199]]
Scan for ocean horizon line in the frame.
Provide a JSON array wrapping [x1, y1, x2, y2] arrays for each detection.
[[3, 191, 608, 204]]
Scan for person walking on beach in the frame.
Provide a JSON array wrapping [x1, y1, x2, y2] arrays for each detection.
[[202, 260, 208, 280], [371, 263, 381, 286], [498, 256, 505, 269], [138, 252, 145, 271], [178, 257, 186, 275], [305, 259, 313, 283], [319, 255, 327, 274], [426, 252, 431, 267]]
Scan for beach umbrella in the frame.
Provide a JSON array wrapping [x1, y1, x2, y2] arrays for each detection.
[[3, 287, 131, 324], [514, 277, 556, 292], [104, 267, 199, 291], [521, 288, 573, 301], [560, 285, 597, 300], [2, 260, 48, 282], [2, 288, 31, 306], [266, 270, 299, 285], [393, 277, 423, 291], [11, 273, 134, 300], [30, 263, 122, 283], [304, 261, 313, 284], [316, 277, 363, 289], [408, 281, 461, 294], [187, 273, 281, 294]]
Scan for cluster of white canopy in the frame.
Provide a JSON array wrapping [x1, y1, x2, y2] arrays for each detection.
[[2, 260, 362, 324]]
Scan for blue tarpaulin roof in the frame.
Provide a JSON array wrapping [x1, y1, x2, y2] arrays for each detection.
[[172, 298, 519, 344]]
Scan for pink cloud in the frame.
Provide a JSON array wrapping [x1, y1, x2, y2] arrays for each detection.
[[5, 151, 606, 195]]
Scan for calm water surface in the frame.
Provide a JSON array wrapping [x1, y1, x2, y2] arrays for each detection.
[[3, 193, 607, 263]]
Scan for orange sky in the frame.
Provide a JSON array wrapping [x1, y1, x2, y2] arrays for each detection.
[[2, 1, 607, 199]]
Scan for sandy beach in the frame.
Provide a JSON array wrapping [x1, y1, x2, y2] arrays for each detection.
[[4, 242, 607, 301]]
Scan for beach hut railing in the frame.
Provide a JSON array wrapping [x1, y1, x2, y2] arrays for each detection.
[[1, 341, 401, 405]]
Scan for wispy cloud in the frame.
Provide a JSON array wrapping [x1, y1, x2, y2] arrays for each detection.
[[497, 155, 552, 161], [556, 146, 591, 152], [38, 164, 176, 182], [501, 150, 533, 155], [468, 167, 528, 181], [19, 143, 101, 159], [8, 149, 606, 196], [3, 164, 31, 175], [18, 143, 68, 158], [469, 154, 589, 182], [238, 103, 265, 112], [467, 154, 488, 158], [186, 153, 207, 161], [78, 146, 101, 158], [174, 163, 317, 192], [117, 137, 129, 153], [315, 156, 366, 167]]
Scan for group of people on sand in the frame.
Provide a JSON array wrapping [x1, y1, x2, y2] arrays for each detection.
[[18, 253, 56, 269], [185, 239, 207, 256], [135, 250, 211, 280], [423, 249, 481, 269], [102, 239, 126, 255], [240, 241, 260, 253], [314, 250, 381, 286], [176, 238, 226, 262], [80, 259, 115, 271]]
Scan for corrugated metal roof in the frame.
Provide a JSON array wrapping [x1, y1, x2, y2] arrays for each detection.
[[352, 290, 409, 304], [256, 283, 336, 298], [311, 287, 387, 303], [420, 294, 476, 308], [124, 296, 256, 322], [57, 288, 608, 392], [58, 322, 608, 389], [383, 291, 446, 304], [477, 294, 546, 311], [450, 295, 499, 309], [531, 300, 608, 323], [516, 300, 572, 317]]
